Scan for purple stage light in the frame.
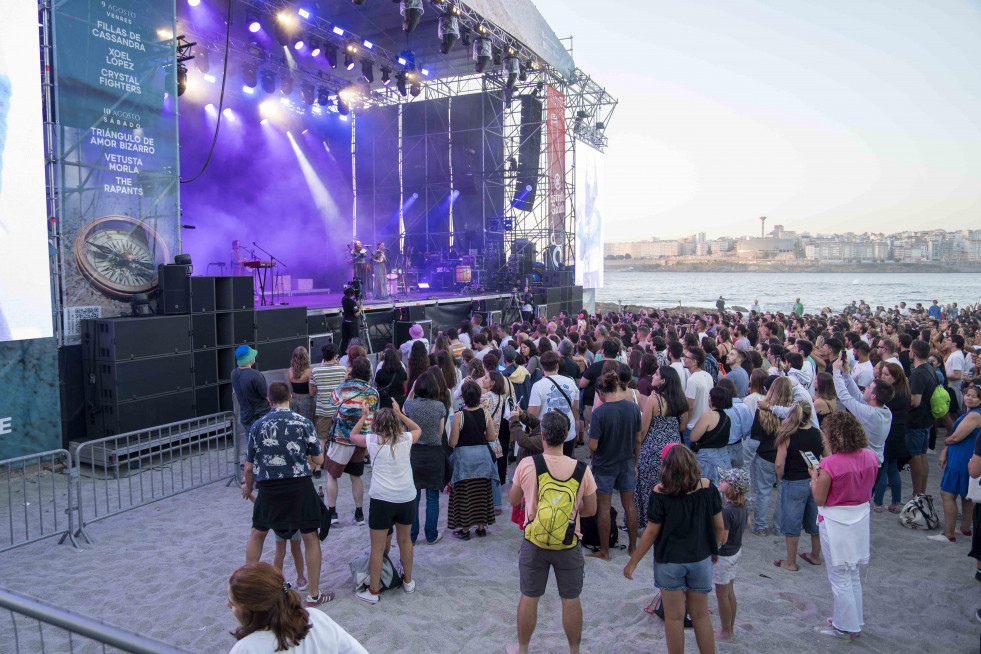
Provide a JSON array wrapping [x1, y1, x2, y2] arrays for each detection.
[[421, 68, 430, 76], [188, 0, 200, 6], [332, 26, 345, 36], [363, 40, 373, 49], [260, 118, 270, 125], [412, 193, 419, 199], [203, 74, 216, 84], [417, 282, 430, 289], [311, 46, 321, 57], [248, 19, 261, 33], [222, 107, 233, 118], [294, 40, 305, 50], [297, 8, 311, 19], [243, 85, 255, 94]]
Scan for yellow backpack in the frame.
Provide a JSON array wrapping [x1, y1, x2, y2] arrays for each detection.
[[524, 454, 587, 550]]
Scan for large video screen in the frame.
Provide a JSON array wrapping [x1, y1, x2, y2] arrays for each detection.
[[0, 4, 54, 341], [575, 144, 604, 289]]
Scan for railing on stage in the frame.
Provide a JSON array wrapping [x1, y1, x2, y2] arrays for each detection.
[[0, 587, 191, 654], [0, 449, 77, 554], [72, 413, 236, 543]]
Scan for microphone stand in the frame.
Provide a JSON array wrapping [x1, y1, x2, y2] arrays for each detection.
[[252, 241, 289, 305]]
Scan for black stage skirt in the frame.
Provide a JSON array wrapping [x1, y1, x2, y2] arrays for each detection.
[[411, 444, 445, 491], [253, 477, 322, 540]]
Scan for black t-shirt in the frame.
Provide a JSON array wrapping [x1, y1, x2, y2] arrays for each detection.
[[719, 502, 748, 557], [581, 360, 605, 406], [908, 363, 937, 429], [783, 426, 824, 481], [751, 412, 777, 463], [560, 356, 581, 381], [647, 483, 722, 564], [342, 296, 358, 320], [589, 399, 642, 475], [230, 367, 270, 426], [898, 350, 912, 377]]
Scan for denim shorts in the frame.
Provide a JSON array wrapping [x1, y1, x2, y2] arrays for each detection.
[[906, 427, 930, 456], [593, 459, 636, 495], [779, 478, 819, 537], [653, 557, 713, 594]]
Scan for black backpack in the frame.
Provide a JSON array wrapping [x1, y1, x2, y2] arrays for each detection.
[[580, 506, 619, 550]]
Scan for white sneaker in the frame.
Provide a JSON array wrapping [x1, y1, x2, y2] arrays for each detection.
[[403, 578, 416, 593], [426, 532, 442, 545], [927, 534, 955, 543], [356, 586, 379, 604]]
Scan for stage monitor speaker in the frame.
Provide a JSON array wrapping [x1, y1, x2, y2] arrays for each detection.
[[546, 287, 563, 304], [256, 306, 308, 342], [307, 314, 328, 335], [472, 310, 502, 327], [542, 271, 563, 288], [393, 305, 427, 322], [255, 337, 308, 372], [394, 320, 432, 349], [93, 315, 191, 360], [231, 276, 254, 310], [157, 264, 191, 314], [189, 276, 216, 313], [512, 95, 543, 212], [309, 334, 335, 362]]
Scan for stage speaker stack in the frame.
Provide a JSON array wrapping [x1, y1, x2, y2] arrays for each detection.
[[157, 264, 191, 314], [512, 95, 543, 212], [512, 238, 536, 276], [254, 307, 309, 373]]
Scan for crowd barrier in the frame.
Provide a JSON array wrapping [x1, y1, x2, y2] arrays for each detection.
[[0, 449, 77, 554], [73, 413, 236, 542], [0, 587, 192, 654]]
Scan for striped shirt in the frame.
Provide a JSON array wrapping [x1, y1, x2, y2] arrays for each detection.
[[311, 364, 347, 418]]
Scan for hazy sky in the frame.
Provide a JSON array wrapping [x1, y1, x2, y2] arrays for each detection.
[[532, 0, 981, 241]]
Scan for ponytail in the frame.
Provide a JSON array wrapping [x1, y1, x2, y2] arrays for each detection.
[[598, 371, 619, 394], [774, 400, 811, 448], [229, 562, 312, 650]]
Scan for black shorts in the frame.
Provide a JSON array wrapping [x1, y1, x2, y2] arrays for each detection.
[[368, 497, 417, 531], [252, 477, 321, 540]]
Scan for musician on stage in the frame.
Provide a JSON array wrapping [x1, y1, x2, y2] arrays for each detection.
[[520, 286, 536, 323], [348, 240, 371, 292], [372, 242, 389, 300], [231, 240, 249, 276]]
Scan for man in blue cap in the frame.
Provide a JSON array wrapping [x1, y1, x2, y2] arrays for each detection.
[[231, 345, 270, 437]]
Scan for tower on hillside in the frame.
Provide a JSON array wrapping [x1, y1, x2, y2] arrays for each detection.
[[759, 216, 767, 239]]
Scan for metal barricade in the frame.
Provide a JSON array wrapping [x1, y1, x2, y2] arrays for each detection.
[[73, 413, 236, 542], [0, 449, 78, 553], [0, 586, 191, 653]]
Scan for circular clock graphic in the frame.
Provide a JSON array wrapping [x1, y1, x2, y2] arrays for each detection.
[[72, 215, 171, 298]]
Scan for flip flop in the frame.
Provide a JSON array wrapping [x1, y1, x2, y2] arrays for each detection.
[[774, 559, 798, 572], [800, 552, 822, 566]]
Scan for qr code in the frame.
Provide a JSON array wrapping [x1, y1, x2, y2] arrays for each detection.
[[64, 306, 102, 337]]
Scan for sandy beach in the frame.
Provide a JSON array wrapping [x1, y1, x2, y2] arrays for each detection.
[[0, 443, 978, 654]]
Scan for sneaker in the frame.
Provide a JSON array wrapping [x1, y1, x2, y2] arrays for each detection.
[[356, 586, 380, 604], [427, 532, 443, 545], [403, 578, 416, 593], [927, 534, 955, 543], [814, 625, 858, 642], [328, 507, 339, 526], [295, 578, 308, 593], [975, 608, 981, 624], [305, 591, 334, 608], [354, 508, 366, 526]]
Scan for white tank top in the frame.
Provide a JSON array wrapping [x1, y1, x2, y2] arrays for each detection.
[[366, 432, 416, 503]]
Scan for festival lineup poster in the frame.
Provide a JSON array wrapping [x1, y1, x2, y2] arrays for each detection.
[[575, 144, 604, 289], [545, 85, 566, 259], [53, 0, 180, 341], [0, 4, 60, 457]]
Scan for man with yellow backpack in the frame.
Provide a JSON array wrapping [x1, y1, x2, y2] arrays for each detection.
[[508, 411, 598, 654]]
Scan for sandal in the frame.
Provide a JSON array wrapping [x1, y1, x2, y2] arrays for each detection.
[[800, 552, 822, 566], [475, 527, 487, 537], [774, 559, 798, 572], [872, 505, 884, 513], [887, 504, 901, 514], [453, 529, 471, 541]]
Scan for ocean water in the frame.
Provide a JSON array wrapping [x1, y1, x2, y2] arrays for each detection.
[[594, 272, 981, 314]]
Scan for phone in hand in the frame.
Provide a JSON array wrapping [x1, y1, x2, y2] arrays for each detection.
[[801, 450, 820, 470]]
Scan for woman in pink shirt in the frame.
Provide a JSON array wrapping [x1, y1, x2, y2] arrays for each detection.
[[808, 411, 879, 642]]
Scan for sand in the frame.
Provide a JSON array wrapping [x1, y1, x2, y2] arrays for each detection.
[[0, 444, 978, 654]]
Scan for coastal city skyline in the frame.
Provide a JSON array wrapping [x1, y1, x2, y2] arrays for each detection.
[[534, 0, 981, 242]]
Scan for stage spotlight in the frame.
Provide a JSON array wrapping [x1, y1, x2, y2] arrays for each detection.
[[177, 63, 188, 96], [281, 73, 293, 95], [204, 103, 215, 112], [247, 14, 261, 33], [397, 50, 415, 69], [438, 13, 459, 54], [187, 0, 200, 6], [301, 82, 314, 105], [363, 40, 374, 50], [504, 56, 520, 90], [400, 0, 423, 33], [473, 38, 491, 73], [596, 122, 606, 130], [460, 25, 472, 47], [317, 87, 330, 105], [260, 69, 276, 93], [381, 67, 392, 86], [294, 39, 305, 50], [492, 46, 503, 66], [519, 64, 528, 82], [243, 86, 255, 95], [410, 80, 421, 97], [332, 25, 345, 36], [344, 50, 356, 70], [338, 96, 350, 115], [309, 37, 321, 57], [396, 73, 407, 97], [325, 45, 338, 69], [351, 0, 366, 4], [242, 63, 257, 88], [297, 7, 311, 20], [361, 60, 374, 83], [195, 49, 210, 74]]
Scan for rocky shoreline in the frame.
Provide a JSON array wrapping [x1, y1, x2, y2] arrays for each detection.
[[603, 260, 979, 274]]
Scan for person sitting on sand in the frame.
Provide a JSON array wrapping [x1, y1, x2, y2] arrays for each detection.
[[227, 562, 366, 653], [623, 444, 723, 654]]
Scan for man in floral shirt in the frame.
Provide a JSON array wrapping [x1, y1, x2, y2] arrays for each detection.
[[242, 382, 332, 607], [324, 357, 379, 526]]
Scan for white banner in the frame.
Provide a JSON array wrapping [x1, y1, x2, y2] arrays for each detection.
[[575, 144, 603, 289], [0, 4, 53, 341]]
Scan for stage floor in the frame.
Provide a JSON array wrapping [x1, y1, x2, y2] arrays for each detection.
[[254, 288, 514, 315]]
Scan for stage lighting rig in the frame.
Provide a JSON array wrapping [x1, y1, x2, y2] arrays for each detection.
[[473, 38, 491, 73], [460, 25, 472, 47], [260, 69, 276, 93], [361, 60, 374, 83], [301, 82, 314, 105], [247, 13, 261, 33], [317, 86, 330, 105], [503, 56, 520, 90], [410, 80, 422, 97], [344, 45, 357, 70], [396, 72, 408, 97], [242, 63, 257, 88], [309, 37, 321, 57], [400, 0, 424, 33], [438, 11, 460, 54], [281, 73, 294, 95], [325, 45, 338, 69], [338, 96, 350, 115], [176, 64, 188, 96], [492, 46, 503, 66], [381, 67, 392, 86]]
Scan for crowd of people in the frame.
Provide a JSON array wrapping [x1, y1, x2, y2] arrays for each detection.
[[225, 298, 981, 653]]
